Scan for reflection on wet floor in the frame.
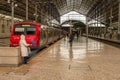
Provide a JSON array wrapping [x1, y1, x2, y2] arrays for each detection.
[[0, 38, 10, 47], [0, 36, 120, 80], [59, 37, 104, 60]]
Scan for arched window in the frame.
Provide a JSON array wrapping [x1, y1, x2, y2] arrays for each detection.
[[60, 11, 86, 24]]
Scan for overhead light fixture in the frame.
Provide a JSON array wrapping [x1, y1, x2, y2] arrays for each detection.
[[15, 4, 18, 7]]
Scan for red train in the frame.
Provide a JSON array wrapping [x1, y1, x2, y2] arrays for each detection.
[[10, 21, 63, 49]]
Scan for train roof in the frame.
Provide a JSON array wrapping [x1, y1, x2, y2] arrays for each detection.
[[13, 21, 40, 25]]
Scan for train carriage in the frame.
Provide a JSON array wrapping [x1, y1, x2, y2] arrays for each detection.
[[10, 21, 62, 49]]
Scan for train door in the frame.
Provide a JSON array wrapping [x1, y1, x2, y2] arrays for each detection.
[[40, 28, 48, 48]]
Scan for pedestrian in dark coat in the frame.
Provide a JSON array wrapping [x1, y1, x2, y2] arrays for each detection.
[[69, 33, 74, 47]]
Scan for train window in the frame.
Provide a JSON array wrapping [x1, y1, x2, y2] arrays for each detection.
[[14, 28, 25, 35], [26, 28, 36, 35], [14, 24, 36, 35]]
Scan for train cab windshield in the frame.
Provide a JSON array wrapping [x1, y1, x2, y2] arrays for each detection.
[[14, 24, 36, 35]]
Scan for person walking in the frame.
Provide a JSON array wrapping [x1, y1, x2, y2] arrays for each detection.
[[76, 32, 79, 40], [69, 33, 74, 47], [19, 35, 31, 65]]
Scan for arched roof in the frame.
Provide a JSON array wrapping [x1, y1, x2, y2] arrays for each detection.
[[0, 0, 119, 25]]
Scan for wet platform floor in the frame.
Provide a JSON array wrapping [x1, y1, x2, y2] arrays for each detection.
[[0, 37, 120, 80]]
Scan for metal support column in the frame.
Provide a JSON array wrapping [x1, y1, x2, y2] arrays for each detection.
[[11, 1, 14, 25], [39, 3, 42, 23], [35, 4, 38, 22], [117, 0, 120, 40], [118, 0, 120, 33], [97, 19, 98, 37], [70, 20, 72, 34], [105, 8, 107, 36], [96, 9, 99, 37], [86, 16, 89, 42], [110, 8, 113, 28], [26, 0, 28, 20], [100, 8, 102, 37], [95, 8, 97, 37]]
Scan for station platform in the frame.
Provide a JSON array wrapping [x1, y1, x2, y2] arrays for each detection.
[[0, 36, 120, 80]]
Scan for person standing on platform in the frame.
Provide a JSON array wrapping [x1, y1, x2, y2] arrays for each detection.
[[69, 32, 74, 47], [65, 32, 69, 41], [19, 35, 31, 65], [66, 32, 69, 38], [76, 32, 79, 40]]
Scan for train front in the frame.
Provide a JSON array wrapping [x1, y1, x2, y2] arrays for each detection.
[[10, 22, 40, 49]]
